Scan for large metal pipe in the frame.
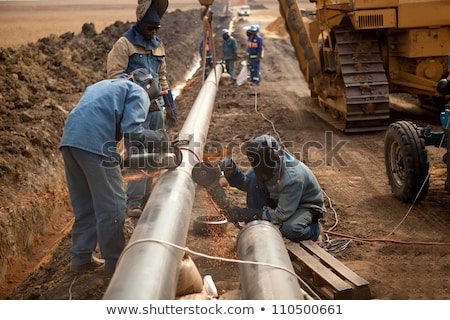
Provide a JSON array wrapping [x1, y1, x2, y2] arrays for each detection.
[[237, 220, 304, 300], [103, 64, 224, 300]]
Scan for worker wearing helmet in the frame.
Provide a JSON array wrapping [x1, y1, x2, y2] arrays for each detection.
[[218, 135, 326, 242], [60, 69, 169, 275], [221, 29, 238, 84], [107, 1, 176, 218], [246, 24, 264, 85]]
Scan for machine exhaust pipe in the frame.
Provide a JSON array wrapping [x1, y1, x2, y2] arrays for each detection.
[[103, 64, 224, 300], [237, 220, 304, 300]]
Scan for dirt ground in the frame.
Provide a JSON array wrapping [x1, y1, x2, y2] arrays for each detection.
[[1, 0, 450, 301]]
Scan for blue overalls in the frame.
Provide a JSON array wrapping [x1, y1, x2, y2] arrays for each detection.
[[246, 34, 264, 85], [123, 27, 165, 208]]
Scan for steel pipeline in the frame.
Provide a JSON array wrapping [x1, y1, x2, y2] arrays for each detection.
[[237, 220, 304, 300], [103, 63, 224, 300]]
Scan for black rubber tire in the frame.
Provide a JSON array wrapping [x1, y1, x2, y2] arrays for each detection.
[[384, 121, 429, 203]]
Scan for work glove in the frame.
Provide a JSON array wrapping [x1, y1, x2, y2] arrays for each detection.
[[143, 128, 170, 152], [218, 157, 237, 176], [262, 206, 282, 225], [225, 206, 263, 223]]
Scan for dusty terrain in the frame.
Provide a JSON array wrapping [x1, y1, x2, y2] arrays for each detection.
[[1, 0, 450, 300]]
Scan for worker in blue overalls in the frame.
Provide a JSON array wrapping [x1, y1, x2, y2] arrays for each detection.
[[246, 24, 264, 85]]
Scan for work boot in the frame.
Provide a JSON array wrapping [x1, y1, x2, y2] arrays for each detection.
[[70, 260, 103, 275], [315, 223, 325, 244], [127, 205, 143, 217]]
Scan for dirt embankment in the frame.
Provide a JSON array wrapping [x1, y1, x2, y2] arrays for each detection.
[[0, 6, 218, 299]]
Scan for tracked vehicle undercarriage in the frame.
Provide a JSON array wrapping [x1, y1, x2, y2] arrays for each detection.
[[279, 0, 450, 132]]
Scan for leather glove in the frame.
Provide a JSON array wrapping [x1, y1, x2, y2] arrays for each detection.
[[262, 206, 282, 225], [142, 128, 169, 152], [225, 206, 263, 223], [218, 157, 237, 176]]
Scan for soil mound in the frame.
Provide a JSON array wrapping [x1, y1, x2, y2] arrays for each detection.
[[0, 7, 224, 299]]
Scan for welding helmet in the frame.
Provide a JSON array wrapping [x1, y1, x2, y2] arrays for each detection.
[[130, 68, 159, 100], [245, 135, 280, 181], [437, 78, 450, 96]]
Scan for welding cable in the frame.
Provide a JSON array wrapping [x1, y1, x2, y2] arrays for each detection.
[[118, 237, 320, 300], [69, 276, 77, 300], [325, 230, 450, 246], [319, 189, 353, 253], [178, 146, 202, 162], [251, 88, 286, 149]]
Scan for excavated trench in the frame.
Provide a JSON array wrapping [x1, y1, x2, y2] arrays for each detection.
[[0, 6, 233, 299]]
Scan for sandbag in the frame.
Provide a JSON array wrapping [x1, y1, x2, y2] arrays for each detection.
[[176, 254, 204, 297], [236, 61, 248, 86]]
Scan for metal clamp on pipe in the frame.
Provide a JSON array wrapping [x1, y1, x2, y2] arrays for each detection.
[[122, 148, 183, 171]]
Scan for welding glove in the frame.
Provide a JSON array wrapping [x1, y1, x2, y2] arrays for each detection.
[[218, 157, 237, 176], [225, 206, 262, 223], [262, 206, 284, 225], [137, 128, 169, 152]]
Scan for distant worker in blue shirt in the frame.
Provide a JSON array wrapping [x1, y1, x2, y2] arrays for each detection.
[[246, 24, 264, 85], [221, 29, 238, 84]]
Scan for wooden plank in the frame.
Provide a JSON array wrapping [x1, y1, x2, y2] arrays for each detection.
[[287, 242, 353, 299], [301, 240, 370, 287], [287, 241, 372, 300]]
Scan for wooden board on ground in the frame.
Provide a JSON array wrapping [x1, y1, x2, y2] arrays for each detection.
[[287, 240, 371, 300]]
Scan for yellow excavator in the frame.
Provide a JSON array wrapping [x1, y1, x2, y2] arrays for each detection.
[[278, 0, 450, 132]]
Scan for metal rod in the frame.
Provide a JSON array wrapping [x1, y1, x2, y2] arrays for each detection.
[[237, 220, 304, 300], [103, 64, 224, 300]]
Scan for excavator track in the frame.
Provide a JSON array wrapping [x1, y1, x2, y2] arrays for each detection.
[[323, 25, 390, 132]]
